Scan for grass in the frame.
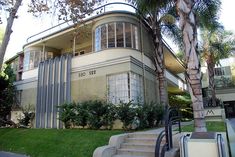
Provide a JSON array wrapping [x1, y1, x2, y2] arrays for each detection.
[[0, 128, 123, 157], [180, 121, 226, 132]]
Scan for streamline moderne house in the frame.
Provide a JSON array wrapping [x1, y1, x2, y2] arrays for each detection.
[[202, 53, 235, 118], [7, 5, 186, 128]]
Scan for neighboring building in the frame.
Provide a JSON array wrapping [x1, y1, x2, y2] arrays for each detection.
[[202, 53, 235, 118], [8, 3, 186, 128], [5, 51, 24, 81]]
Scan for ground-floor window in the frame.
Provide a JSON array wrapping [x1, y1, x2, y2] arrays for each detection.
[[107, 72, 143, 104]]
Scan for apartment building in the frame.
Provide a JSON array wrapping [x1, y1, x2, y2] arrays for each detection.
[[7, 3, 186, 128], [202, 53, 235, 118]]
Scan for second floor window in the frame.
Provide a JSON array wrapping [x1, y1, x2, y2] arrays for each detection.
[[214, 66, 231, 76], [23, 51, 54, 71], [94, 22, 139, 52]]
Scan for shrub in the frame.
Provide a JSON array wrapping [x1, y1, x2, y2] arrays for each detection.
[[136, 102, 164, 129], [18, 104, 35, 127], [74, 102, 89, 128], [116, 101, 137, 130], [102, 102, 116, 130], [85, 100, 116, 129], [58, 102, 76, 128]]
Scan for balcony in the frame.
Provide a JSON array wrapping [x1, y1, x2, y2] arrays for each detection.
[[166, 69, 187, 93]]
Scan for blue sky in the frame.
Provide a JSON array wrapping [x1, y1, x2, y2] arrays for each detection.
[[3, 0, 235, 60]]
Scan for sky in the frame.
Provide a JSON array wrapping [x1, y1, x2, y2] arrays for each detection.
[[2, 0, 235, 60]]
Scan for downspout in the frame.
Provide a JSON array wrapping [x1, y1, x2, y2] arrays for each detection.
[[73, 32, 76, 55], [42, 43, 46, 60], [140, 20, 146, 103]]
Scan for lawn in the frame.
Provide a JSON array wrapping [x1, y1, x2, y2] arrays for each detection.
[[0, 129, 123, 157], [180, 121, 226, 132]]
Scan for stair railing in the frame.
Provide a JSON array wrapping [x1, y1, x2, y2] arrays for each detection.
[[155, 106, 181, 157]]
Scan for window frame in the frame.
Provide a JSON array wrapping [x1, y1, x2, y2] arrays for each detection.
[[94, 22, 139, 52]]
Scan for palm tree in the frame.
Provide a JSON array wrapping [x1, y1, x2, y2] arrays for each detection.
[[200, 29, 235, 106], [176, 0, 221, 132], [131, 0, 181, 106]]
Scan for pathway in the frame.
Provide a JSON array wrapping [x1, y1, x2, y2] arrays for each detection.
[[0, 151, 29, 157]]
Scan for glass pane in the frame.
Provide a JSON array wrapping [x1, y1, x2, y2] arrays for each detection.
[[116, 22, 124, 47], [132, 25, 138, 49], [23, 51, 30, 71], [34, 51, 40, 68], [130, 72, 143, 103], [108, 73, 129, 104], [125, 23, 132, 48], [101, 24, 107, 49], [29, 51, 34, 70], [108, 23, 115, 48], [95, 26, 101, 51], [47, 52, 53, 60]]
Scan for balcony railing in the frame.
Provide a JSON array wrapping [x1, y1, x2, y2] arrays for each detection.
[[26, 1, 137, 44]]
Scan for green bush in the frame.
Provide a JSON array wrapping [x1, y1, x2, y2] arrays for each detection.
[[116, 101, 137, 130], [101, 102, 116, 130], [58, 102, 76, 128], [136, 102, 164, 129], [74, 102, 89, 128], [18, 104, 35, 127], [58, 100, 164, 130], [84, 100, 116, 129]]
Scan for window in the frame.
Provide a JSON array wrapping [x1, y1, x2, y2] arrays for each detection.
[[23, 52, 30, 71], [125, 23, 132, 48], [132, 25, 138, 49], [108, 73, 129, 104], [95, 26, 101, 51], [116, 22, 124, 47], [108, 23, 115, 48], [107, 72, 143, 104], [101, 24, 107, 49], [34, 52, 40, 68], [24, 50, 50, 71], [214, 66, 231, 76], [130, 72, 143, 103], [94, 22, 139, 51]]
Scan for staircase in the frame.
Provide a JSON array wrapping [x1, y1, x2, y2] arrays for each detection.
[[113, 132, 163, 157]]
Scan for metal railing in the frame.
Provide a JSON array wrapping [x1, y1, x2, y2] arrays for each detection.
[[26, 2, 137, 44], [155, 107, 181, 157], [217, 133, 226, 157]]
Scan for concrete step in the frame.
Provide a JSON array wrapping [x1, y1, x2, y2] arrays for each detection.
[[128, 133, 159, 139], [117, 148, 154, 157], [121, 143, 155, 152], [125, 138, 157, 145]]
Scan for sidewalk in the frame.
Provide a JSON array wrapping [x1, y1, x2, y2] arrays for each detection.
[[0, 151, 29, 157]]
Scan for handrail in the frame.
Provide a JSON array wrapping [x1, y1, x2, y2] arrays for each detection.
[[155, 106, 181, 157], [26, 2, 137, 44], [155, 130, 165, 157], [180, 134, 190, 157], [217, 133, 226, 157]]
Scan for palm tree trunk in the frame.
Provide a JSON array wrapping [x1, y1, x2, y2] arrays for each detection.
[[153, 26, 168, 106], [0, 0, 23, 70], [176, 0, 207, 132], [207, 60, 216, 107]]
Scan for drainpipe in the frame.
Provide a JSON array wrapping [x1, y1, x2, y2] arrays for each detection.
[[42, 43, 46, 61], [140, 20, 146, 103], [73, 32, 76, 55]]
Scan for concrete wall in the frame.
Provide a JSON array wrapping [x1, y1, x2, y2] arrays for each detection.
[[21, 88, 37, 108], [71, 76, 107, 102]]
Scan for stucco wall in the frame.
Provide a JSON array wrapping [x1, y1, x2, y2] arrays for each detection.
[[21, 88, 37, 107], [71, 76, 107, 102]]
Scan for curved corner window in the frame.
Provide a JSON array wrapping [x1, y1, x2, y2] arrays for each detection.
[[94, 22, 139, 52], [23, 50, 54, 71]]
